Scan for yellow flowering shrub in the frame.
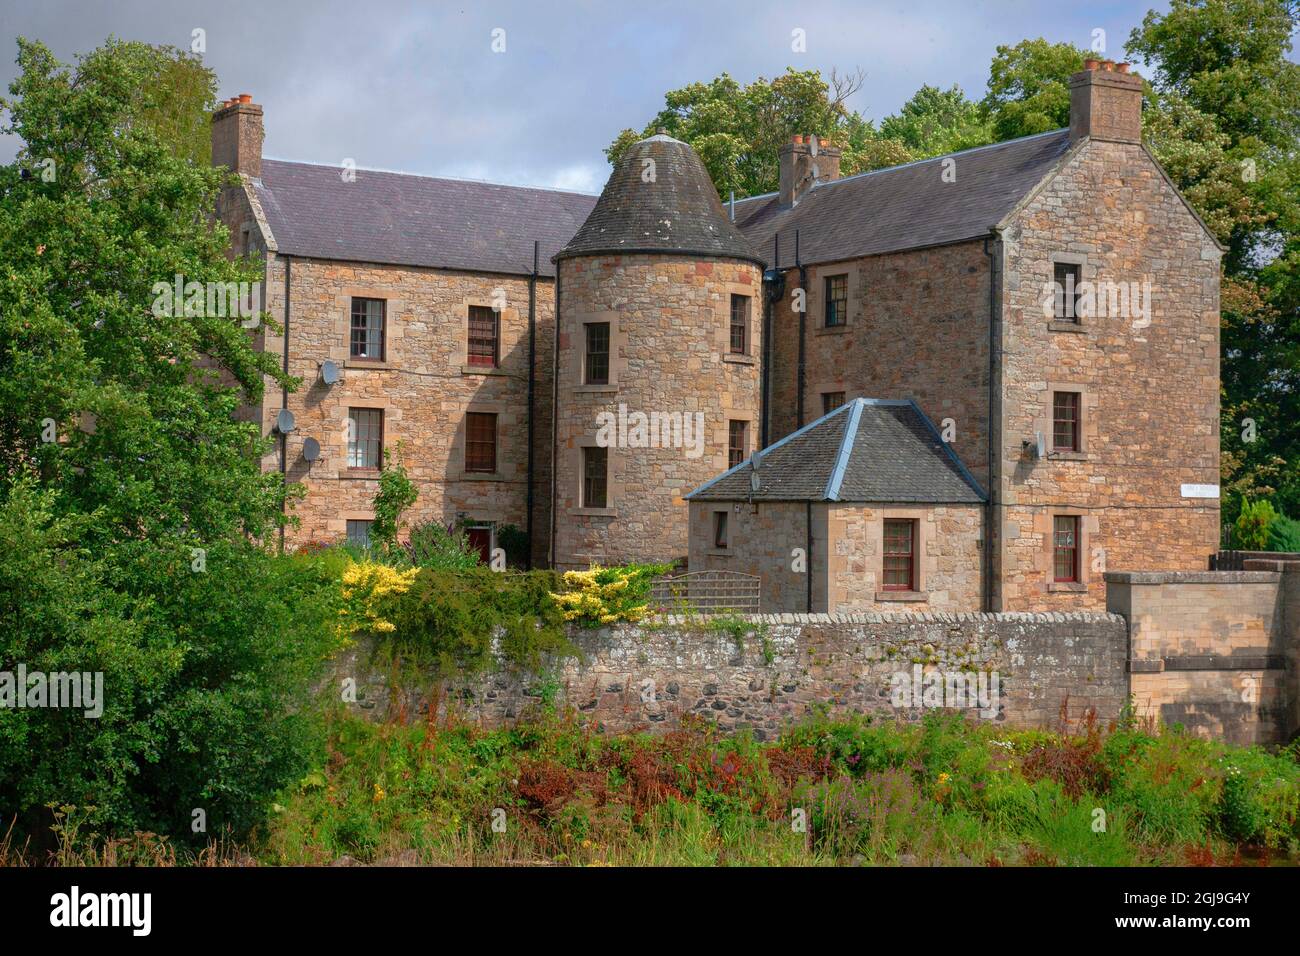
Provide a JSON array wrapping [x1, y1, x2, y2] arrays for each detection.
[[337, 560, 419, 639], [549, 563, 669, 627]]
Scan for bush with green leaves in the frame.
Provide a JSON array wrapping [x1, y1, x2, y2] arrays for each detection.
[[403, 521, 483, 571], [1232, 498, 1278, 549], [1267, 511, 1300, 553]]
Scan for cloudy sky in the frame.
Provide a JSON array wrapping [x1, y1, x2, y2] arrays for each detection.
[[0, 0, 1205, 193]]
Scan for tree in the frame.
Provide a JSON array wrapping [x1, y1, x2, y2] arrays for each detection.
[[0, 38, 335, 844], [606, 68, 910, 198], [880, 84, 994, 157], [982, 39, 1089, 140], [1128, 0, 1300, 514]]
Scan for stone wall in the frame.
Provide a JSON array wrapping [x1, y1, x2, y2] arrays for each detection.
[[1105, 570, 1291, 745], [997, 140, 1221, 611], [335, 610, 1129, 738], [553, 253, 762, 568], [255, 254, 555, 561]]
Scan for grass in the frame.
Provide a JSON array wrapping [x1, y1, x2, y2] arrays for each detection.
[[7, 707, 1299, 867]]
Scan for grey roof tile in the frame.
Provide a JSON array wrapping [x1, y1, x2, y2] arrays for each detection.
[[687, 399, 985, 503], [252, 160, 598, 277], [735, 130, 1071, 267], [557, 134, 763, 265]]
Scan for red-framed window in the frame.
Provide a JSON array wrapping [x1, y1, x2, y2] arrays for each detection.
[[728, 420, 748, 469], [713, 511, 729, 549], [350, 297, 386, 361], [824, 274, 847, 327], [584, 322, 610, 385], [582, 446, 608, 508], [347, 407, 383, 469], [467, 305, 499, 367], [1053, 515, 1080, 582], [1053, 391, 1081, 452], [729, 294, 749, 354], [882, 519, 916, 591], [465, 412, 497, 473]]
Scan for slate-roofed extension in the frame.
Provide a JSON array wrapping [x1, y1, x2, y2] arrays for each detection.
[[687, 398, 986, 503], [556, 133, 764, 265], [251, 159, 598, 278], [733, 129, 1073, 268]]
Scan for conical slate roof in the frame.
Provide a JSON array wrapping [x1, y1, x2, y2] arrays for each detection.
[[556, 133, 763, 265]]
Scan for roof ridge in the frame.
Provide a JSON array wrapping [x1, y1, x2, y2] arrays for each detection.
[[808, 128, 1068, 193], [259, 157, 601, 197], [825, 399, 865, 501]]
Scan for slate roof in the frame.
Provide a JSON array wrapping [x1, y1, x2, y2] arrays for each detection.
[[733, 129, 1073, 268], [251, 160, 598, 278], [686, 399, 986, 503], [556, 134, 763, 265]]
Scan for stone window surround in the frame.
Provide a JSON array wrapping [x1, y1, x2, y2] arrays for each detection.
[[1046, 251, 1093, 333], [569, 310, 625, 393], [459, 296, 519, 376], [707, 506, 733, 555], [717, 282, 759, 364], [719, 410, 756, 473], [337, 398, 399, 480], [338, 512, 376, 545], [1040, 508, 1096, 593], [1036, 381, 1094, 461], [872, 508, 928, 602], [571, 434, 619, 516], [453, 401, 510, 482], [333, 287, 405, 370], [809, 264, 856, 336], [811, 379, 847, 416]]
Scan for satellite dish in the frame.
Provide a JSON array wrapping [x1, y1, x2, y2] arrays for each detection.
[[302, 437, 321, 462], [275, 409, 296, 434], [749, 452, 761, 493], [320, 360, 340, 385]]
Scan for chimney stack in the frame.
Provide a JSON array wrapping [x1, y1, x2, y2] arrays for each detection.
[[211, 94, 263, 178], [1069, 61, 1142, 145], [779, 134, 842, 207]]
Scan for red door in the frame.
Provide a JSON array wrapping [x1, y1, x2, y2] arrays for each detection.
[[467, 527, 492, 565]]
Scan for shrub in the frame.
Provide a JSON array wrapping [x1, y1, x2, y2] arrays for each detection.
[[404, 521, 482, 571], [1267, 512, 1300, 553], [371, 448, 419, 548], [1233, 498, 1277, 549], [550, 563, 671, 627], [1218, 748, 1300, 848]]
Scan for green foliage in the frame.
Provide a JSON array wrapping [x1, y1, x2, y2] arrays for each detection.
[[386, 568, 575, 676], [371, 446, 418, 548], [1233, 497, 1277, 548], [0, 478, 343, 841], [1267, 510, 1300, 551], [982, 39, 1088, 140], [880, 84, 994, 156], [495, 523, 530, 568], [403, 521, 482, 571]]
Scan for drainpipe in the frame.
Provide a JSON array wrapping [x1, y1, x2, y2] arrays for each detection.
[[548, 262, 562, 568], [982, 234, 998, 612], [526, 240, 538, 570], [278, 254, 291, 554], [796, 230, 806, 429], [761, 234, 778, 449], [806, 500, 814, 612]]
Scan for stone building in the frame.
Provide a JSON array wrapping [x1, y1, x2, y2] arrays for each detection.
[[686, 399, 985, 613], [212, 58, 1222, 610]]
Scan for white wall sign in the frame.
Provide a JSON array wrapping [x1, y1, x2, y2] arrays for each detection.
[[1180, 483, 1220, 499]]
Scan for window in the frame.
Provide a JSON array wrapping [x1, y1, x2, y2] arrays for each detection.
[[882, 519, 916, 591], [1053, 262, 1082, 322], [728, 420, 748, 469], [350, 297, 385, 360], [1052, 392, 1081, 452], [467, 305, 499, 367], [822, 392, 846, 415], [729, 295, 750, 354], [346, 519, 373, 547], [1053, 515, 1080, 582], [347, 408, 383, 469], [582, 446, 608, 508], [713, 511, 729, 549], [465, 412, 497, 473], [584, 322, 610, 385], [824, 274, 847, 328]]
